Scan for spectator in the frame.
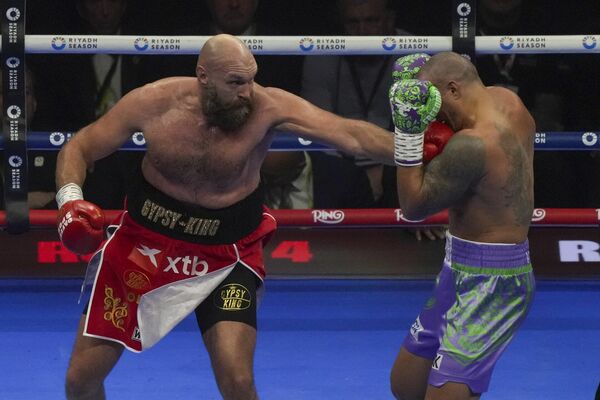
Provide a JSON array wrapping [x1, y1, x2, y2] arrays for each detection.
[[160, 0, 303, 94], [558, 4, 600, 208], [35, 0, 155, 128], [34, 0, 150, 209], [475, 0, 577, 207], [261, 151, 375, 209], [300, 0, 400, 205]]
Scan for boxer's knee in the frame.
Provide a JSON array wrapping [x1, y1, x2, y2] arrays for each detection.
[[65, 364, 105, 400], [217, 372, 257, 400]]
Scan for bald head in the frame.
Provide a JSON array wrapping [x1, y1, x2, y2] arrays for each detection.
[[195, 34, 257, 131], [417, 52, 481, 87], [198, 34, 255, 71]]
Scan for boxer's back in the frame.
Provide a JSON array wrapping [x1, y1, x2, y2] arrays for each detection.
[[449, 87, 535, 243]]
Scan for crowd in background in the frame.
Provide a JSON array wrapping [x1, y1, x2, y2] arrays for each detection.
[[2, 0, 600, 210]]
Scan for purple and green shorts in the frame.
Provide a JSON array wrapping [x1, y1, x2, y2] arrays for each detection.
[[403, 233, 535, 394]]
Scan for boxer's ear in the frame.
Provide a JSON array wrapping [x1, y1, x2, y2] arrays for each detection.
[[196, 65, 208, 84]]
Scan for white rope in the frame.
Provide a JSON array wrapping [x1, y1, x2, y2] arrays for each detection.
[[0, 34, 598, 55]]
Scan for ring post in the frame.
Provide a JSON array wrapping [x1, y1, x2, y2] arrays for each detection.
[[452, 0, 477, 62], [1, 0, 29, 233]]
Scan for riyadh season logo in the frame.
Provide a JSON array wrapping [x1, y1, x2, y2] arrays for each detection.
[[132, 132, 146, 146], [7, 105, 21, 119], [582, 132, 598, 146], [6, 57, 20, 69], [6, 7, 21, 21], [299, 37, 315, 52], [134, 37, 149, 51], [499, 36, 514, 50], [456, 2, 472, 16], [8, 155, 23, 168], [382, 37, 396, 51], [49, 132, 66, 146], [51, 37, 67, 51], [582, 36, 597, 50], [531, 208, 546, 222]]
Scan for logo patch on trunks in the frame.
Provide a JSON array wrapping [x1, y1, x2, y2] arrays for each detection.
[[410, 316, 424, 341], [215, 283, 251, 311], [132, 326, 141, 342], [432, 353, 443, 370], [123, 269, 151, 291]]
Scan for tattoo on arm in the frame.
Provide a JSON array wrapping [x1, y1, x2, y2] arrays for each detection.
[[419, 135, 486, 215]]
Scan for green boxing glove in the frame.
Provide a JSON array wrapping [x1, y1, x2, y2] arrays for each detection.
[[389, 79, 442, 166], [392, 53, 431, 81]]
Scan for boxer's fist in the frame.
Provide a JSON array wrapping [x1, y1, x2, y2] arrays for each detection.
[[57, 200, 105, 255], [389, 79, 441, 134], [392, 53, 431, 81], [423, 121, 454, 163], [389, 79, 441, 166]]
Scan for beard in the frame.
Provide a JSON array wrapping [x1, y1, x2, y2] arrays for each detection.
[[202, 83, 254, 132]]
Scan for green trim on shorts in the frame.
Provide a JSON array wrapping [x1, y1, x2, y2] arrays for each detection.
[[451, 262, 532, 276]]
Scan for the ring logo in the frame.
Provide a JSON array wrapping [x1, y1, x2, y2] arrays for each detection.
[[6, 7, 21, 21], [299, 37, 315, 52], [51, 36, 66, 51], [531, 208, 546, 222], [394, 209, 426, 223], [499, 36, 514, 50], [559, 240, 600, 262], [134, 37, 149, 51], [215, 283, 251, 311], [132, 132, 146, 146], [582, 35, 597, 50], [312, 210, 344, 224], [582, 132, 598, 146], [6, 57, 20, 69], [382, 37, 397, 51], [456, 2, 472, 16]]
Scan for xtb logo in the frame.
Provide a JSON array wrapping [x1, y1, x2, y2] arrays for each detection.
[[432, 354, 443, 370], [134, 245, 209, 276], [163, 256, 209, 276], [137, 245, 161, 267]]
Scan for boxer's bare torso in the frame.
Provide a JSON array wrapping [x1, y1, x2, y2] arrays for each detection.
[[56, 72, 394, 210], [138, 77, 277, 208]]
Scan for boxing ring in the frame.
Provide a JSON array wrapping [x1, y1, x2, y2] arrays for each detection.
[[2, 1, 600, 399]]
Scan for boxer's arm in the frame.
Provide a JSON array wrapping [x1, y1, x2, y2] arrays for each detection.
[[397, 132, 486, 221], [270, 88, 395, 165], [56, 85, 151, 188]]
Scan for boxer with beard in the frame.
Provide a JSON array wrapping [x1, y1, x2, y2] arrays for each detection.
[[57, 34, 396, 400]]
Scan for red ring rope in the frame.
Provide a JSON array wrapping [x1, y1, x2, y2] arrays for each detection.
[[1, 208, 598, 229]]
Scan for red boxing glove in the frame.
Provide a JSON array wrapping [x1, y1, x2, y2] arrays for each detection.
[[423, 121, 454, 163], [57, 200, 105, 255]]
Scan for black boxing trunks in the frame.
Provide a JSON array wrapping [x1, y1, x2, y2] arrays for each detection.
[[80, 176, 276, 352]]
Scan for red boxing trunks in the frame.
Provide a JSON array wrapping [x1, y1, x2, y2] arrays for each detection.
[[81, 177, 276, 352]]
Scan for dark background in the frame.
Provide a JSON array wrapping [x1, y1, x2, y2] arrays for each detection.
[[23, 0, 600, 36]]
